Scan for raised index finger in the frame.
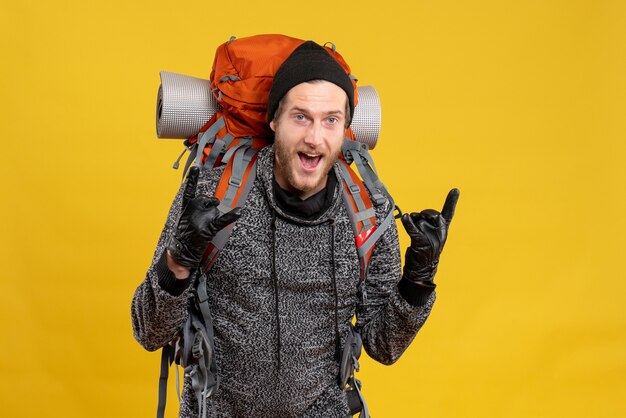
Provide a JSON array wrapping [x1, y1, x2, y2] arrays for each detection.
[[182, 166, 200, 207], [441, 188, 460, 224]]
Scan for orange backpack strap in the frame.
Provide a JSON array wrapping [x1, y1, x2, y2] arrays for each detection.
[[339, 139, 397, 302], [199, 144, 262, 272]]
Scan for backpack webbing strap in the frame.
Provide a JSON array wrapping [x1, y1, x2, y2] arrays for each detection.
[[351, 378, 370, 418], [356, 205, 395, 259], [221, 137, 252, 165], [185, 326, 212, 418], [338, 161, 375, 231], [339, 324, 370, 417], [156, 272, 219, 418], [157, 344, 175, 418], [223, 147, 258, 204], [348, 207, 376, 223], [195, 117, 226, 168], [175, 115, 225, 181], [341, 141, 397, 246], [342, 140, 388, 206], [172, 141, 193, 170], [177, 273, 218, 418], [338, 141, 397, 305], [189, 275, 218, 418], [202, 133, 234, 170], [195, 274, 216, 357], [180, 142, 198, 181], [200, 146, 260, 272], [338, 160, 378, 281]]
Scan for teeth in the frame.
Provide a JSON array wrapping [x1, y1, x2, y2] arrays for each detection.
[[299, 152, 321, 169]]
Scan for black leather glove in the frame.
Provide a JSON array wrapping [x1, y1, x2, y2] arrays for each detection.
[[167, 166, 242, 269], [401, 188, 459, 284]]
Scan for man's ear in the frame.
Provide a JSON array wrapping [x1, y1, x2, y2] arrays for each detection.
[[269, 120, 276, 132]]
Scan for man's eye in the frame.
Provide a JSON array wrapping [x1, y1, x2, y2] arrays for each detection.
[[327, 117, 338, 124], [295, 114, 305, 121]]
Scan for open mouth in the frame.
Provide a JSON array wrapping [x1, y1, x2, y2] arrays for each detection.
[[298, 152, 322, 171]]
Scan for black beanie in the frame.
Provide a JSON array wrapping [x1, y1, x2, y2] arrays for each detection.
[[267, 41, 355, 123]]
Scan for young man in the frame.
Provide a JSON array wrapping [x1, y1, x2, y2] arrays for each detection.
[[132, 41, 458, 417]]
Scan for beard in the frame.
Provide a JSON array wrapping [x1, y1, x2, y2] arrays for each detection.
[[273, 134, 340, 199]]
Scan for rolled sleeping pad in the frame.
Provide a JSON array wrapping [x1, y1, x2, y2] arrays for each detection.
[[156, 71, 382, 149]]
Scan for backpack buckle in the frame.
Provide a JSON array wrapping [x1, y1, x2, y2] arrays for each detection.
[[371, 193, 386, 206], [228, 177, 242, 187]]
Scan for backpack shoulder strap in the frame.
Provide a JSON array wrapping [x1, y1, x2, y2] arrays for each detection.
[[157, 343, 175, 418], [339, 138, 397, 302], [158, 143, 264, 418], [200, 143, 263, 272], [156, 271, 219, 418]]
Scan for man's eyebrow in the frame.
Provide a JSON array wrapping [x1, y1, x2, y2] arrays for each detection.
[[289, 107, 345, 116]]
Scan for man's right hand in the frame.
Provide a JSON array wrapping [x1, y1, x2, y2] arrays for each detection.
[[166, 166, 242, 271]]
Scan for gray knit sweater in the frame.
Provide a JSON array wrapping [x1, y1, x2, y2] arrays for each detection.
[[131, 146, 435, 417]]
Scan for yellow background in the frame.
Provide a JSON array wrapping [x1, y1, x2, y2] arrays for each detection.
[[1, 0, 625, 417]]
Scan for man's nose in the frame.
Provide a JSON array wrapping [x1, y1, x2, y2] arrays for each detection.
[[304, 121, 323, 147]]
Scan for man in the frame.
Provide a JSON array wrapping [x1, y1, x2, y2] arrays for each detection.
[[132, 41, 458, 417]]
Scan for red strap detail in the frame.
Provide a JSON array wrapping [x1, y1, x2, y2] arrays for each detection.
[[201, 243, 218, 273], [355, 225, 376, 249]]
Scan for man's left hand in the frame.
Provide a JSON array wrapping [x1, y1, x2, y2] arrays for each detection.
[[401, 188, 460, 284]]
